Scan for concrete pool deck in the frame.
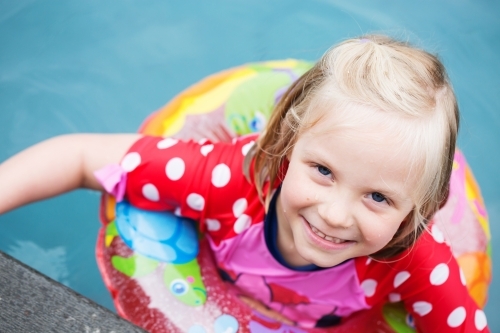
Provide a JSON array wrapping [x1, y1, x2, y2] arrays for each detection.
[[0, 250, 146, 333]]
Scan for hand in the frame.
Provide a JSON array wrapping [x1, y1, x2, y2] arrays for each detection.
[[172, 108, 235, 143]]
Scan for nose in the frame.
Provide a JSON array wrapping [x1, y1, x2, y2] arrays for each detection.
[[317, 193, 353, 229]]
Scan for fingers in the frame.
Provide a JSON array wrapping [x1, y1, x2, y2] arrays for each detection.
[[214, 122, 236, 142], [170, 112, 237, 143]]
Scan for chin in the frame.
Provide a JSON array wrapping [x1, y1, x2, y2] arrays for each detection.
[[298, 249, 342, 268], [316, 258, 346, 268], [297, 240, 349, 267]]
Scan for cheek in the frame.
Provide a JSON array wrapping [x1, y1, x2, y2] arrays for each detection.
[[280, 170, 310, 211], [280, 177, 300, 211], [361, 216, 403, 247]]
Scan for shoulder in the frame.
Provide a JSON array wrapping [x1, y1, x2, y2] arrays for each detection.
[[354, 228, 456, 304], [355, 228, 488, 332]]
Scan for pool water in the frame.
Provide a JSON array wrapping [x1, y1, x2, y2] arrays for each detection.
[[1, 0, 499, 331]]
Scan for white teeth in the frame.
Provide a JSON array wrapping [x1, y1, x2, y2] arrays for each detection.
[[315, 229, 325, 238], [325, 235, 344, 244], [310, 225, 325, 238], [309, 223, 346, 243]]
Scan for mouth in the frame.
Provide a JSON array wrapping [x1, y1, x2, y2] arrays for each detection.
[[302, 218, 355, 250], [309, 223, 348, 244]]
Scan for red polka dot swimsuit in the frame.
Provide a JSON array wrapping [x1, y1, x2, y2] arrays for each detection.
[[110, 134, 489, 332]]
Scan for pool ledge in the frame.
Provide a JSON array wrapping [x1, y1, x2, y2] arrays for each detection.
[[0, 250, 146, 333]]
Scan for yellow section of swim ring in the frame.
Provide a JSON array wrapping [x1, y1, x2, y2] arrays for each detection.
[[465, 165, 490, 239]]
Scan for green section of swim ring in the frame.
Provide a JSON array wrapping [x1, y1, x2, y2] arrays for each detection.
[[111, 253, 207, 307], [246, 60, 313, 74], [225, 61, 313, 135], [106, 221, 118, 234], [225, 71, 291, 134], [112, 253, 159, 278], [164, 258, 207, 307], [382, 302, 416, 333], [106, 219, 119, 237]]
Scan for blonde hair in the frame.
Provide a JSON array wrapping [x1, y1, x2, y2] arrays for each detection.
[[245, 34, 459, 259]]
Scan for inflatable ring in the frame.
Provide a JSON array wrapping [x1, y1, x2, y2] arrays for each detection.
[[96, 60, 491, 333]]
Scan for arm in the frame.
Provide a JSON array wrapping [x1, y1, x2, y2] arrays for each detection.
[[356, 231, 490, 332], [0, 133, 140, 214], [400, 236, 490, 333]]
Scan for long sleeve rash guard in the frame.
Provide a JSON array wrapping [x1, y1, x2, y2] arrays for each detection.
[[109, 135, 489, 332]]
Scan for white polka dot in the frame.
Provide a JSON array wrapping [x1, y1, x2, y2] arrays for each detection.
[[121, 152, 141, 172], [475, 309, 487, 330], [232, 198, 248, 218], [366, 257, 372, 265], [431, 225, 445, 243], [447, 307, 466, 328], [460, 268, 466, 286], [241, 141, 255, 156], [430, 263, 450, 285], [157, 138, 178, 149], [233, 214, 251, 234], [211, 164, 231, 188], [186, 193, 205, 211], [198, 138, 208, 145], [200, 144, 214, 156], [206, 219, 221, 231], [174, 207, 182, 216], [360, 279, 377, 297], [388, 293, 401, 303], [165, 157, 185, 181], [394, 271, 411, 288], [413, 301, 432, 316], [142, 183, 159, 202]]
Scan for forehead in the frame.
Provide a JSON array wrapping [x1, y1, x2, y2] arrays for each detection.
[[305, 96, 388, 132], [301, 96, 417, 152]]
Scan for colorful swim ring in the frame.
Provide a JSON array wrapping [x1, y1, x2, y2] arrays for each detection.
[[96, 60, 491, 333]]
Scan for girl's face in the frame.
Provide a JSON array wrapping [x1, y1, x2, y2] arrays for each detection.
[[276, 105, 416, 268]]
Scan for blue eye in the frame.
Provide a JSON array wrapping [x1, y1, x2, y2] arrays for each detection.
[[317, 165, 331, 176], [406, 313, 415, 328], [371, 192, 386, 203], [170, 279, 189, 296]]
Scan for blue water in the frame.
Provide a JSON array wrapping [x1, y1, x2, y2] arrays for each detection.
[[0, 0, 499, 331]]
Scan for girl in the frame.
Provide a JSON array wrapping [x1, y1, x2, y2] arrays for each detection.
[[0, 35, 490, 332]]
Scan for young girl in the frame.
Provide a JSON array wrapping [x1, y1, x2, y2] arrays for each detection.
[[0, 35, 490, 332]]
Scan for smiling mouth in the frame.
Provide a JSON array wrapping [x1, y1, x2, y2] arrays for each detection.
[[309, 223, 349, 244]]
